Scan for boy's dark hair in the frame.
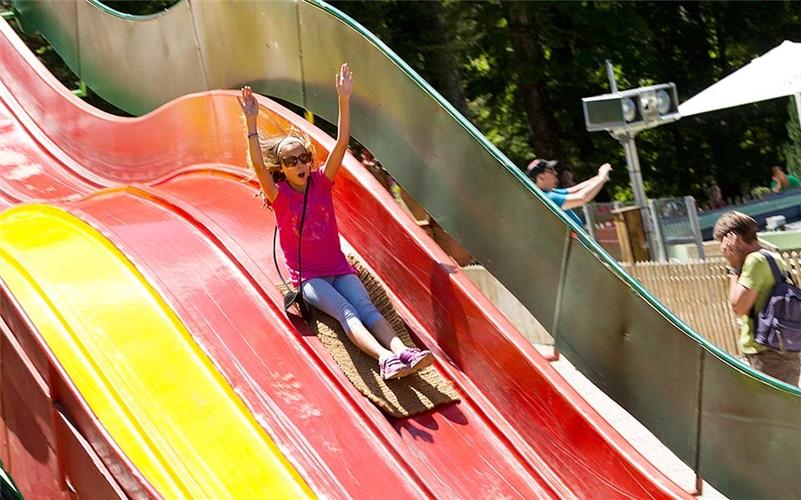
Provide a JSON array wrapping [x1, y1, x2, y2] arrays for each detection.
[[713, 210, 758, 243]]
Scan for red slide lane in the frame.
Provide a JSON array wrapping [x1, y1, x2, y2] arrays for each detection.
[[67, 178, 556, 498], [0, 18, 689, 499]]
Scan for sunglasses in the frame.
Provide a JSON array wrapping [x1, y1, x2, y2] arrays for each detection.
[[281, 151, 313, 167]]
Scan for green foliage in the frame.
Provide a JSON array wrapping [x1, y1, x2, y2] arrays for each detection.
[[785, 98, 801, 179], [751, 186, 772, 199], [336, 1, 801, 204], [4, 0, 800, 203]]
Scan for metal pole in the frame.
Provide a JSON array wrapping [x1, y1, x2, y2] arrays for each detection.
[[619, 133, 657, 257], [620, 133, 648, 209], [692, 349, 707, 497], [606, 59, 618, 93], [685, 196, 706, 260], [583, 204, 596, 241], [605, 61, 656, 258], [547, 231, 573, 363], [648, 199, 666, 262], [603, 63, 642, 205]]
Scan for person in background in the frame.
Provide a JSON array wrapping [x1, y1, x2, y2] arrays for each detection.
[[714, 210, 800, 386], [705, 184, 728, 211], [355, 146, 395, 192], [770, 165, 800, 193], [556, 164, 576, 189], [526, 158, 612, 227], [349, 143, 477, 267]]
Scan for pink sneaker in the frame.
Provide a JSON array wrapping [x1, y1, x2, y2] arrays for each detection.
[[379, 354, 411, 380], [399, 348, 434, 374]]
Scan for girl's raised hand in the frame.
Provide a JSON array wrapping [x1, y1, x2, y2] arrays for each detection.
[[238, 86, 259, 120], [335, 63, 353, 99]]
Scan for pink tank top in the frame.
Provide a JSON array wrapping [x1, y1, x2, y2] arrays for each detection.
[[272, 170, 355, 286]]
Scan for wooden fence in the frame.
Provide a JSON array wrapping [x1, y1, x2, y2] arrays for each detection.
[[623, 250, 801, 357]]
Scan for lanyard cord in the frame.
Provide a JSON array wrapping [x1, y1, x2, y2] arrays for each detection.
[[273, 175, 312, 300]]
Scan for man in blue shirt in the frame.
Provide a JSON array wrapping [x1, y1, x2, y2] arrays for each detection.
[[526, 159, 612, 228]]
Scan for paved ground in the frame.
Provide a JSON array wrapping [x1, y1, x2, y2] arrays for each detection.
[[535, 345, 727, 499]]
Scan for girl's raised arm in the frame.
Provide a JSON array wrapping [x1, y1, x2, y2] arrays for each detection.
[[239, 86, 278, 202], [322, 63, 352, 181]]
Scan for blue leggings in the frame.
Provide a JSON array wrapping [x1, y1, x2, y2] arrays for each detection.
[[301, 274, 383, 333]]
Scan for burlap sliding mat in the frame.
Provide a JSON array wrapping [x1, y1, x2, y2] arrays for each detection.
[[278, 257, 459, 417]]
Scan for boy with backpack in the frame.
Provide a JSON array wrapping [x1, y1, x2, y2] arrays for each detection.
[[714, 211, 801, 386]]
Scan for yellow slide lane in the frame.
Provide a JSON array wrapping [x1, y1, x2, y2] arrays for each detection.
[[0, 204, 312, 499]]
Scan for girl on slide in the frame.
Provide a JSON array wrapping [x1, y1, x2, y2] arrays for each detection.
[[239, 63, 433, 380]]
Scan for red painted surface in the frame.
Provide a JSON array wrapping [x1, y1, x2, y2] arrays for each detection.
[[55, 410, 126, 499], [70, 178, 555, 498], [0, 331, 6, 469], [1, 316, 66, 500], [0, 285, 158, 499], [0, 17, 690, 499]]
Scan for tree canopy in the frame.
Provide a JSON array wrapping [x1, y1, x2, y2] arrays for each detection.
[[4, 0, 801, 203], [333, 1, 801, 203]]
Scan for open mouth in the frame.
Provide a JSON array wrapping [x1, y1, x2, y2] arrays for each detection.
[[298, 171, 307, 179]]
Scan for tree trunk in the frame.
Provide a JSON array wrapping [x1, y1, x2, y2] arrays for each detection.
[[505, 2, 562, 160], [426, 4, 471, 119]]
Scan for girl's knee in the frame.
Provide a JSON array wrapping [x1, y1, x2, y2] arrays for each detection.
[[336, 295, 379, 331], [346, 290, 381, 327], [360, 307, 384, 329], [337, 276, 381, 325]]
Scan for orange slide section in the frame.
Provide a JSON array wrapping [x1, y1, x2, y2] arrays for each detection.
[[0, 18, 690, 499]]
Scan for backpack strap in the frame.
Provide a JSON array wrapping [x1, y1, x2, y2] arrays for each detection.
[[750, 250, 787, 322], [758, 249, 787, 283]]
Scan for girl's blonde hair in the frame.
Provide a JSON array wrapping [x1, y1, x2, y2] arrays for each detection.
[[251, 129, 316, 183]]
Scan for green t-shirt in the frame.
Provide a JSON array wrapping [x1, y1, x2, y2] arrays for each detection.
[[737, 251, 787, 354], [770, 174, 801, 191]]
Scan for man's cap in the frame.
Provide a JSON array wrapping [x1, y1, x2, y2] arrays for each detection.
[[526, 158, 559, 178]]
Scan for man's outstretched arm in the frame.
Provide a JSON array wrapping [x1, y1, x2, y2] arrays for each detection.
[[561, 163, 612, 210]]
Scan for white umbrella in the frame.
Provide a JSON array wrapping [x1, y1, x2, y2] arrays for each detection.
[[679, 40, 801, 122]]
